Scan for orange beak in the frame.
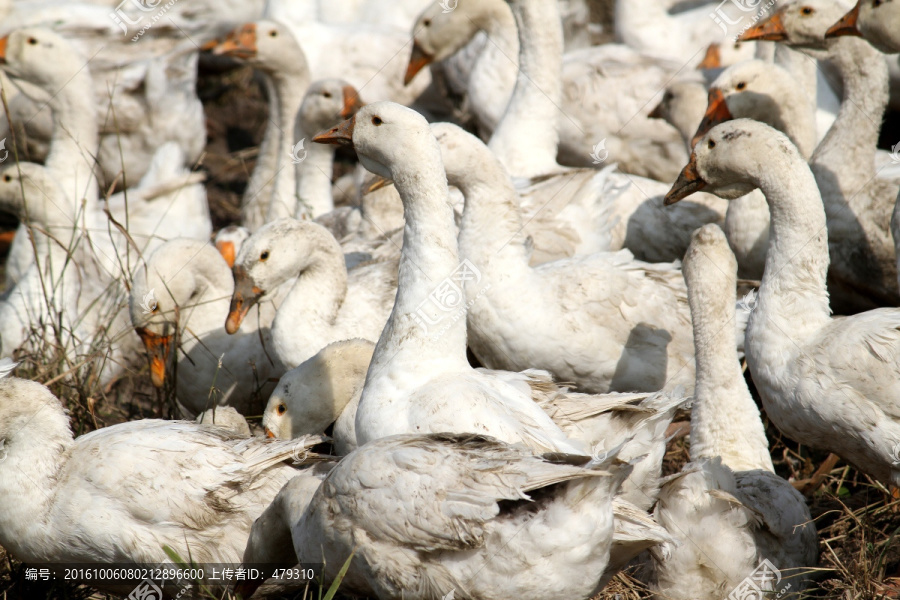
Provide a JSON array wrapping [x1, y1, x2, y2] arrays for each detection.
[[211, 23, 258, 59], [265, 428, 276, 439], [404, 40, 433, 86], [216, 240, 237, 268], [691, 88, 732, 149], [698, 43, 721, 70], [136, 328, 173, 388], [200, 37, 220, 52], [825, 1, 862, 38], [340, 85, 363, 120], [738, 13, 788, 42], [225, 265, 264, 334], [313, 115, 356, 147], [665, 153, 706, 205], [0, 36, 7, 62]]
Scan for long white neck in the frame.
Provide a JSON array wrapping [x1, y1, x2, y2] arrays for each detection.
[[243, 75, 282, 230], [686, 244, 773, 473], [749, 143, 831, 353], [368, 138, 468, 377], [488, 0, 562, 178], [451, 139, 533, 277], [773, 44, 817, 134], [176, 251, 234, 341], [467, 1, 519, 132], [272, 228, 348, 363], [296, 140, 335, 218], [0, 396, 73, 562], [45, 69, 100, 212], [811, 38, 887, 199], [264, 70, 309, 222]]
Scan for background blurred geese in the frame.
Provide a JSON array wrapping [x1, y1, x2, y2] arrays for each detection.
[[649, 224, 816, 599], [0, 373, 325, 589], [667, 118, 900, 488], [828, 0, 900, 53]]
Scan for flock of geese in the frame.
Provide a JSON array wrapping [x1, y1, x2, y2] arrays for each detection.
[[0, 0, 899, 598]]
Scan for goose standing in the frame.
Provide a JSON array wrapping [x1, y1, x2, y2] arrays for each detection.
[[210, 20, 311, 229], [667, 118, 900, 487], [224, 218, 397, 369], [649, 224, 816, 598], [130, 239, 285, 417], [735, 0, 900, 311], [0, 370, 325, 593], [432, 122, 696, 394]]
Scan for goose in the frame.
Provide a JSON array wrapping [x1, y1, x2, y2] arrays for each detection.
[[730, 2, 900, 311], [0, 29, 212, 271], [648, 224, 816, 599], [130, 239, 285, 417], [196, 406, 252, 437], [432, 121, 696, 395], [214, 225, 251, 268], [263, 338, 375, 455], [295, 79, 362, 218], [406, 0, 688, 182], [252, 433, 645, 600], [224, 218, 397, 370], [828, 0, 900, 53], [0, 371, 325, 594], [209, 20, 311, 229], [314, 103, 589, 456], [0, 164, 142, 384], [666, 118, 900, 488]]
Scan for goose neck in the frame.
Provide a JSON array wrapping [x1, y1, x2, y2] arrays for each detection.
[[277, 231, 348, 333], [487, 0, 562, 177], [265, 71, 310, 221], [295, 141, 335, 218]]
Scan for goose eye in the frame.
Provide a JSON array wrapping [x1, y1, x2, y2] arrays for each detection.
[[735, 81, 747, 91], [873, 0, 881, 6], [276, 403, 286, 415], [269, 30, 278, 37], [322, 91, 332, 98], [260, 251, 269, 261], [422, 18, 431, 27], [708, 139, 716, 149], [2, 175, 9, 182], [372, 116, 383, 126], [734, 42, 742, 49], [27, 37, 37, 45], [800, 6, 813, 15]]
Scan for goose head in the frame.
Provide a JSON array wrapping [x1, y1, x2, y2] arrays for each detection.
[[691, 60, 815, 157], [0, 163, 72, 226], [226, 219, 338, 334], [0, 376, 71, 450], [825, 0, 900, 54], [298, 79, 362, 136], [214, 225, 251, 269], [0, 28, 87, 91], [313, 101, 434, 181], [262, 338, 375, 439], [131, 240, 228, 387], [666, 119, 799, 205], [738, 0, 849, 57], [648, 80, 710, 144], [405, 0, 496, 84], [210, 20, 306, 76]]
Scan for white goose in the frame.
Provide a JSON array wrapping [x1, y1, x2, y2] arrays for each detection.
[[666, 118, 900, 488], [733, 2, 900, 311], [210, 20, 311, 229], [224, 218, 397, 369], [432, 122, 696, 394], [130, 239, 285, 417], [828, 0, 900, 53], [0, 371, 324, 592], [284, 434, 640, 600], [406, 0, 688, 182], [649, 224, 816, 598]]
